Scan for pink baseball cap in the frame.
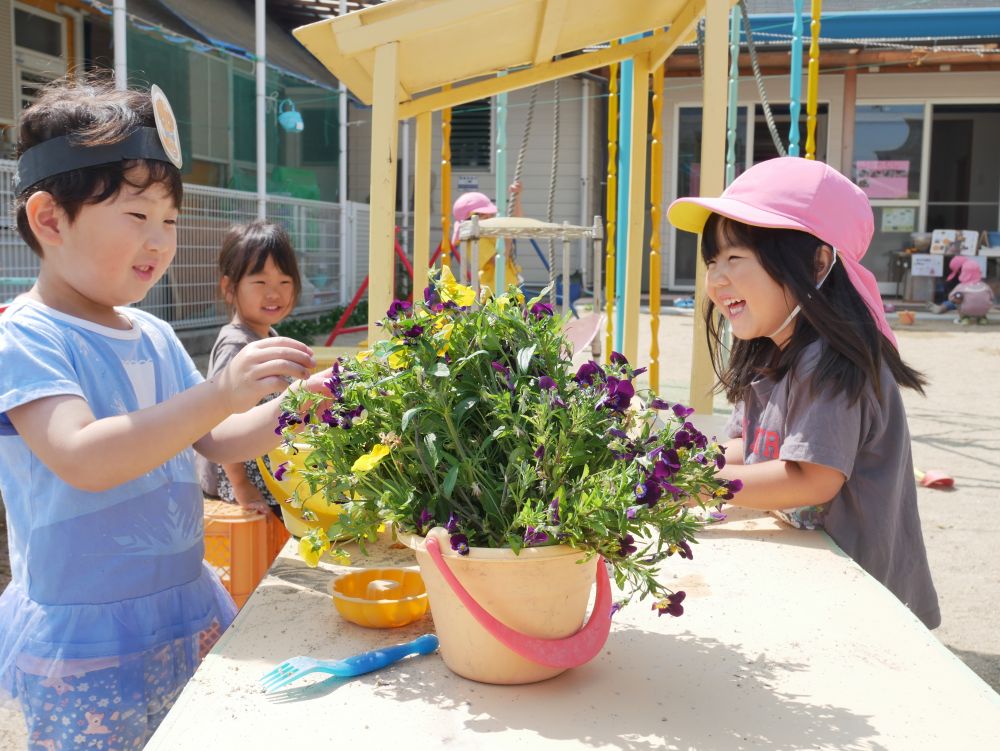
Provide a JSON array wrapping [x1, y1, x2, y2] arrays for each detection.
[[958, 260, 983, 285], [946, 254, 968, 282], [668, 156, 895, 347], [452, 192, 498, 244]]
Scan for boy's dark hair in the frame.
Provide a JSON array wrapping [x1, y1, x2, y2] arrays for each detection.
[[218, 221, 302, 306], [702, 214, 926, 406], [14, 75, 184, 256]]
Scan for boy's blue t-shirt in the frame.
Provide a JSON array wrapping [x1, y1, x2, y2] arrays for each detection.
[[0, 299, 235, 676]]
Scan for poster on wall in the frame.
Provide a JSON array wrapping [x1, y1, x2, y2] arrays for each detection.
[[930, 229, 978, 255], [855, 160, 909, 199], [881, 207, 916, 233], [911, 253, 944, 277]]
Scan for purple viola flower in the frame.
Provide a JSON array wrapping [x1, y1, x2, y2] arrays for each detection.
[[275, 411, 303, 435], [626, 505, 642, 520], [320, 408, 339, 427], [608, 428, 629, 441], [523, 526, 549, 546], [721, 478, 744, 501], [573, 360, 603, 386], [491, 361, 515, 392], [548, 498, 560, 525], [653, 591, 686, 618], [694, 452, 706, 464], [446, 513, 460, 533], [273, 462, 289, 481], [598, 377, 635, 413], [551, 395, 567, 409], [672, 402, 695, 419], [450, 534, 470, 556], [610, 351, 629, 367], [538, 376, 557, 391], [418, 508, 433, 531], [632, 367, 647, 377], [709, 511, 728, 523], [387, 299, 412, 320], [654, 450, 682, 477], [668, 540, 693, 560], [529, 302, 554, 319], [618, 534, 637, 557], [715, 454, 727, 470], [634, 481, 662, 507], [403, 324, 424, 339], [673, 430, 692, 449], [534, 444, 545, 460], [423, 286, 439, 306], [650, 398, 671, 411]]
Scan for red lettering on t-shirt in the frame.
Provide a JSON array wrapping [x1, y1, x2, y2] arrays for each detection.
[[763, 431, 780, 459]]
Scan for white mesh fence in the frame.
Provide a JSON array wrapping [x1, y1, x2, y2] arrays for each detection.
[[1, 160, 350, 330]]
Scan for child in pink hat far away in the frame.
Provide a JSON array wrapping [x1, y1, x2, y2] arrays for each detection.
[[668, 156, 940, 629]]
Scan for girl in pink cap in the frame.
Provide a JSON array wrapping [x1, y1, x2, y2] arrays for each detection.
[[669, 156, 939, 629], [947, 259, 993, 324]]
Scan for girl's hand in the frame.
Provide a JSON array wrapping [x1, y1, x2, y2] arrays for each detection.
[[215, 337, 315, 414], [233, 488, 270, 515]]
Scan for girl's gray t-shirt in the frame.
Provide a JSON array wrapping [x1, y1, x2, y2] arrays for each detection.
[[726, 340, 941, 629]]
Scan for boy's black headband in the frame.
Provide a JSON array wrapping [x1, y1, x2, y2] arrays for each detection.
[[13, 84, 183, 195], [14, 128, 172, 194]]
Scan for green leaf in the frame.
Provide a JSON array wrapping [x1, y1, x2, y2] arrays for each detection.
[[453, 397, 478, 424], [443, 464, 460, 499], [526, 286, 553, 308], [402, 407, 424, 432], [424, 432, 439, 467], [516, 344, 536, 374], [431, 362, 451, 378]]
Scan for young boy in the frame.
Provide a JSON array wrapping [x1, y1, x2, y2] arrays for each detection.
[[0, 77, 318, 746]]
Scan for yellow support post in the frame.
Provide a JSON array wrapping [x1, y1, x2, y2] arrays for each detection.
[[367, 42, 400, 343], [805, 0, 823, 161], [623, 54, 650, 366], [368, 42, 399, 342], [440, 87, 453, 268], [648, 62, 664, 395], [604, 57, 619, 360], [690, 0, 729, 413], [413, 111, 432, 298]]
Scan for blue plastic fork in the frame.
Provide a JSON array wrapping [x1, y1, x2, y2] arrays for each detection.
[[260, 634, 439, 693]]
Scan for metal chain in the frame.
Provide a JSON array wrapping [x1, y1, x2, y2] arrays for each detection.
[[547, 78, 560, 305], [740, 0, 787, 157]]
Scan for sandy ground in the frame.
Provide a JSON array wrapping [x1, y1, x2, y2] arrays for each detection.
[[0, 308, 997, 746]]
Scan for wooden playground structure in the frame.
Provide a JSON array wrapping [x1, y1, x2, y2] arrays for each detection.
[[294, 0, 827, 412]]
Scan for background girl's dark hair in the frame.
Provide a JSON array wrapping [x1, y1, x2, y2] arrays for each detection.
[[218, 221, 302, 307], [702, 214, 926, 406], [14, 74, 184, 256]]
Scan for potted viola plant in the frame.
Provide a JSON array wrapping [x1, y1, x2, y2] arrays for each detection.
[[276, 267, 739, 684]]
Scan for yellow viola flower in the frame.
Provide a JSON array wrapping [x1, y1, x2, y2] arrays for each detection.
[[436, 323, 454, 356], [387, 349, 411, 370], [356, 349, 372, 362], [439, 266, 476, 307], [352, 443, 391, 473], [298, 531, 330, 567]]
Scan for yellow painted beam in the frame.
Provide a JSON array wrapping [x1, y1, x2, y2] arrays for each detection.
[[368, 42, 400, 343], [648, 62, 665, 395], [622, 55, 650, 366], [690, 0, 728, 413], [604, 57, 619, 361], [398, 34, 664, 119], [334, 0, 514, 57], [413, 111, 432, 299], [647, 0, 706, 70], [805, 0, 823, 160], [533, 0, 568, 65]]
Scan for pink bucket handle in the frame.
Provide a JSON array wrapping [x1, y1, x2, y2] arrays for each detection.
[[424, 534, 612, 669]]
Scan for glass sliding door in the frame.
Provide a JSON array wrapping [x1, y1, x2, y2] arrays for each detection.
[[852, 104, 925, 293]]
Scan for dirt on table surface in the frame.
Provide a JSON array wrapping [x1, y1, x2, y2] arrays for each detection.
[[0, 312, 997, 747]]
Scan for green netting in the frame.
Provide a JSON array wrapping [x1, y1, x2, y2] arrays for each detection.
[[124, 24, 341, 202]]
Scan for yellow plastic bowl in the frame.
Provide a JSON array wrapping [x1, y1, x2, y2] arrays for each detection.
[[330, 568, 428, 629], [258, 444, 342, 538]]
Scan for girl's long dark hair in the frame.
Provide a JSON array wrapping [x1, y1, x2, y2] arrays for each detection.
[[702, 214, 926, 406]]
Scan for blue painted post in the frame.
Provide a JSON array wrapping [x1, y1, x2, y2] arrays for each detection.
[[726, 5, 741, 186], [788, 0, 805, 157]]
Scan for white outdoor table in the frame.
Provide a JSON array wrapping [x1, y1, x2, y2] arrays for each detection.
[[147, 508, 1000, 750]]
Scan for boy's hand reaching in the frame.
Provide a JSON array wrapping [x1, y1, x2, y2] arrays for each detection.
[[215, 337, 315, 414]]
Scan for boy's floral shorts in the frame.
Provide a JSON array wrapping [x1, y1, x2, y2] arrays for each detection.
[[14, 620, 221, 750]]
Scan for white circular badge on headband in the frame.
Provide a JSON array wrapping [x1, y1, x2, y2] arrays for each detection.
[[150, 84, 183, 170]]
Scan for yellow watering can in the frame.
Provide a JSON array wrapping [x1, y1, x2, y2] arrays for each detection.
[[257, 444, 342, 538]]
